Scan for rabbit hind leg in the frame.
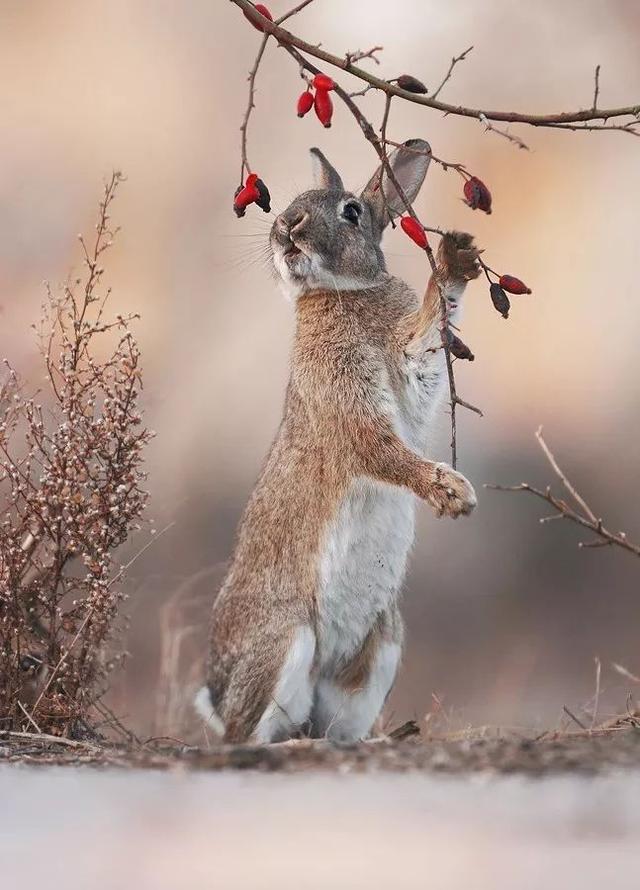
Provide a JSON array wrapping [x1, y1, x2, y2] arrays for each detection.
[[311, 614, 402, 742], [219, 624, 316, 744]]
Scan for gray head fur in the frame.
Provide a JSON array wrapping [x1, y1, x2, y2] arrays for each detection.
[[270, 139, 431, 298]]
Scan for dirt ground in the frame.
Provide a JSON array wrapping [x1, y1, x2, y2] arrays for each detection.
[[3, 740, 640, 890], [4, 722, 640, 889], [2, 718, 640, 774]]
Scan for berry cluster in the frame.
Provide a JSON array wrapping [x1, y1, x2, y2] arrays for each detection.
[[235, 12, 534, 336], [297, 73, 336, 128]]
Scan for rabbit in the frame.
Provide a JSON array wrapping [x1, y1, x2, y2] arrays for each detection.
[[195, 139, 480, 744]]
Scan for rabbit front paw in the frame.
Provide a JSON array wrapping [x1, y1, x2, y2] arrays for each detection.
[[439, 231, 482, 284], [428, 463, 477, 519]]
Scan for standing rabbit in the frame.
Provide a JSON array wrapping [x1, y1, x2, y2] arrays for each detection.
[[196, 139, 480, 743]]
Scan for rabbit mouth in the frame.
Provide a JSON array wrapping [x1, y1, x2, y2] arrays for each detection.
[[281, 242, 312, 279], [271, 236, 316, 291], [283, 243, 303, 262]]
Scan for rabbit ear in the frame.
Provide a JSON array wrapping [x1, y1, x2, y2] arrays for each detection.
[[361, 139, 432, 231], [310, 147, 344, 191]]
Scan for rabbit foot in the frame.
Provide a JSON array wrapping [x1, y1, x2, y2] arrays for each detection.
[[439, 231, 482, 284], [428, 463, 477, 518]]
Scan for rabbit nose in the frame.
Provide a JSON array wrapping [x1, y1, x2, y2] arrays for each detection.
[[277, 210, 309, 236]]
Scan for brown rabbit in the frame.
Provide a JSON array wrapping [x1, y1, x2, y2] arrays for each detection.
[[196, 140, 480, 743]]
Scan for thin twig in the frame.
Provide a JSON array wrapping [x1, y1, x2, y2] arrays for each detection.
[[543, 120, 640, 138], [612, 662, 640, 684], [591, 656, 601, 731], [348, 83, 375, 99], [275, 0, 316, 24], [0, 729, 101, 751], [345, 46, 383, 67], [239, 33, 269, 182], [18, 701, 42, 734], [29, 610, 94, 722], [487, 430, 640, 558], [378, 94, 393, 212], [535, 426, 597, 522], [563, 705, 587, 731], [107, 519, 177, 590], [479, 113, 530, 150], [431, 45, 474, 100], [238, 0, 319, 182], [592, 64, 601, 111], [387, 139, 469, 178]]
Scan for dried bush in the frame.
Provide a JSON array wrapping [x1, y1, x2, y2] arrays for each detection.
[[0, 173, 153, 737]]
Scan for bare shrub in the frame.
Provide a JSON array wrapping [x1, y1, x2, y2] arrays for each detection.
[[0, 173, 153, 737]]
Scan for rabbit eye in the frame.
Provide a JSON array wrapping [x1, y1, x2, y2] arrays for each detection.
[[342, 201, 362, 224]]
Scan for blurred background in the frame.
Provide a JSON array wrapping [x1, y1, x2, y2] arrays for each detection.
[[1, 0, 639, 739]]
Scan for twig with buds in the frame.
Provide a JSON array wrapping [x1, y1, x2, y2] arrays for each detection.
[[487, 427, 640, 558]]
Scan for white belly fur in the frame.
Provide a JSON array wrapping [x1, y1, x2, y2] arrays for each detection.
[[317, 476, 415, 670], [316, 346, 449, 672]]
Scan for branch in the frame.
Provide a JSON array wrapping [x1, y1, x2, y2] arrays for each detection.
[[231, 0, 640, 132], [487, 427, 640, 559]]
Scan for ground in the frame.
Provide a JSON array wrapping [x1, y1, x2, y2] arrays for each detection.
[[3, 730, 640, 890], [2, 719, 640, 772]]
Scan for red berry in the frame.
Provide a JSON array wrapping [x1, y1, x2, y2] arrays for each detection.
[[499, 274, 532, 295], [233, 173, 261, 217], [243, 3, 273, 31], [297, 90, 314, 118], [313, 73, 336, 92], [463, 176, 492, 214], [314, 89, 333, 128], [400, 216, 428, 249]]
